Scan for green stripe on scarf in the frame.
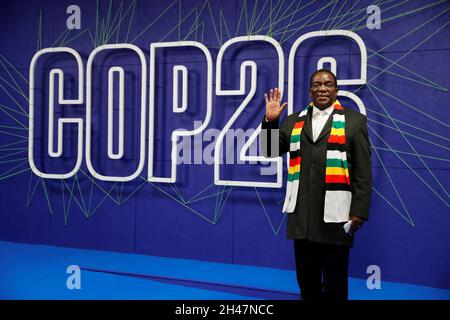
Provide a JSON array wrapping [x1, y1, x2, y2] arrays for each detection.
[[326, 158, 348, 168]]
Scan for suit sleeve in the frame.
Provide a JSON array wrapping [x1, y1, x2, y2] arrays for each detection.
[[349, 116, 372, 220], [260, 115, 290, 158]]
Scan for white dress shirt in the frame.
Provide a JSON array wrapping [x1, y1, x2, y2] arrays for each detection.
[[312, 105, 334, 142]]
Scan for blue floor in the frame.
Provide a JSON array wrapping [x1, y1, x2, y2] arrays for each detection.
[[0, 241, 449, 300]]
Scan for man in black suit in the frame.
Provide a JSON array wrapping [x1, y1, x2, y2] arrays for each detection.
[[261, 69, 372, 300]]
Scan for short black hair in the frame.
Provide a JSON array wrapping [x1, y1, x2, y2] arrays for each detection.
[[309, 69, 338, 88]]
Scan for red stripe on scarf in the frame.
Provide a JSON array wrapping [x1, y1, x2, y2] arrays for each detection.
[[289, 157, 301, 167], [328, 134, 346, 144], [294, 121, 305, 129], [326, 175, 350, 184]]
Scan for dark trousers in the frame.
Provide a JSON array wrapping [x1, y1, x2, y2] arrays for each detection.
[[293, 239, 350, 300]]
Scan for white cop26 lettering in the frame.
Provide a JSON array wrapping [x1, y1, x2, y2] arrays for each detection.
[[28, 30, 367, 188]]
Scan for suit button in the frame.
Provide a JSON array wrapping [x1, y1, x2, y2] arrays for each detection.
[[310, 162, 315, 167]]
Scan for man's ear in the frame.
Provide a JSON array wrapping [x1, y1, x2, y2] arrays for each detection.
[[309, 88, 313, 99]]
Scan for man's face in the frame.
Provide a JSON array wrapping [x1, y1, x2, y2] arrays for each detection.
[[309, 72, 338, 109]]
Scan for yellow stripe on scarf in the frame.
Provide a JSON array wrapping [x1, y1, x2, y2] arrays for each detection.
[[326, 167, 349, 177], [288, 164, 300, 175], [330, 127, 345, 136], [292, 128, 302, 136]]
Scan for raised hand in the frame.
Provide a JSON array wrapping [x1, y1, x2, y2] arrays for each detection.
[[264, 88, 287, 121]]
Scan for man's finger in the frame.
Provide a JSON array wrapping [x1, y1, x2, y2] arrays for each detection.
[[270, 89, 274, 101], [280, 102, 287, 111], [264, 93, 269, 105]]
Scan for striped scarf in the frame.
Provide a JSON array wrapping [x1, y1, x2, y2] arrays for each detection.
[[282, 99, 352, 223]]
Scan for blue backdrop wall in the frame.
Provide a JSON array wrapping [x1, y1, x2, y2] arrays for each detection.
[[0, 0, 449, 290]]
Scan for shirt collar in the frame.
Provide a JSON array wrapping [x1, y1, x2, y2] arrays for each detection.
[[312, 104, 334, 118]]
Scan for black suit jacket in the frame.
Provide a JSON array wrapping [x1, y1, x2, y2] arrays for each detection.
[[261, 106, 372, 246]]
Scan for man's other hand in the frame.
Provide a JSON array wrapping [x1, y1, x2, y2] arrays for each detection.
[[348, 215, 365, 236]]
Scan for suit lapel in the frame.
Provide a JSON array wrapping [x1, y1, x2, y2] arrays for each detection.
[[303, 108, 314, 142]]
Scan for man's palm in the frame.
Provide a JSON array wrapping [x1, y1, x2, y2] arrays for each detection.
[[265, 88, 287, 121]]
